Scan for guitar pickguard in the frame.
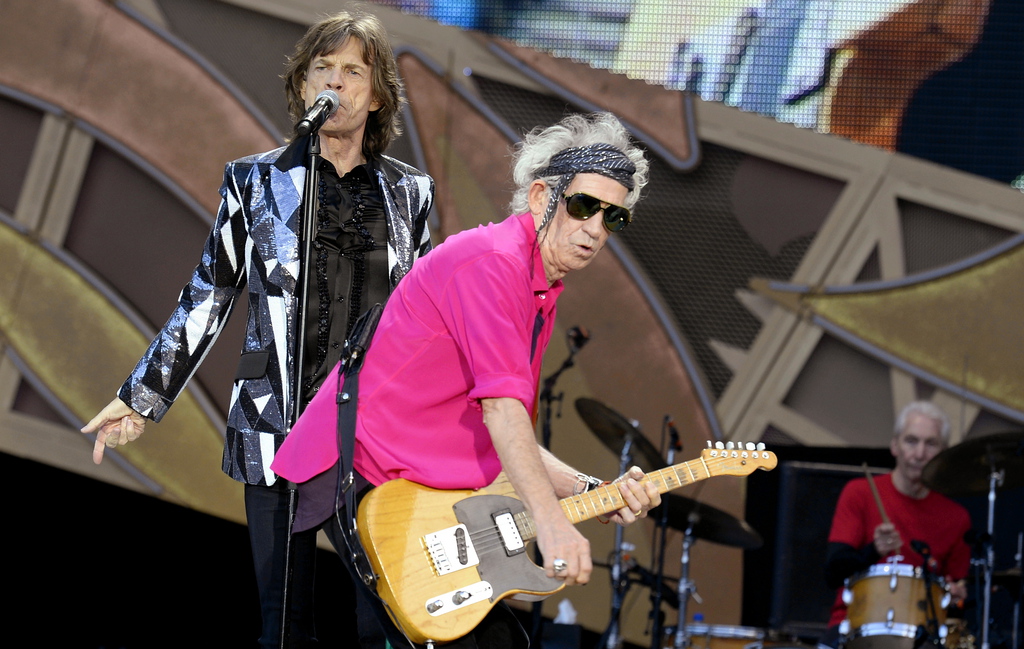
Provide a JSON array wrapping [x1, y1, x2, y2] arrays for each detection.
[[452, 494, 561, 600]]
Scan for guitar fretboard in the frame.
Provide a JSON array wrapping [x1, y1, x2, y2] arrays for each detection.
[[512, 446, 775, 542]]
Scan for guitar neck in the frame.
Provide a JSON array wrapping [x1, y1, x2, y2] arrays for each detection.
[[514, 445, 775, 542]]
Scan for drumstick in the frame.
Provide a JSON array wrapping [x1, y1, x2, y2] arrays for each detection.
[[864, 463, 903, 555], [862, 463, 890, 524]]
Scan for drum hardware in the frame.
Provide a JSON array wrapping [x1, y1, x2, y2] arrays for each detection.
[[576, 398, 649, 649], [922, 430, 1024, 649], [576, 398, 767, 649], [656, 459, 764, 649], [944, 618, 975, 649], [650, 420, 682, 649], [664, 624, 765, 649], [995, 532, 1021, 649]]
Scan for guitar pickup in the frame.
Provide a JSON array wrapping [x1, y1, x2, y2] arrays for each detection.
[[493, 510, 525, 556], [423, 524, 480, 576]]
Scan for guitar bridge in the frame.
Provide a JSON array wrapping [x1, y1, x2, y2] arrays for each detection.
[[423, 524, 480, 576]]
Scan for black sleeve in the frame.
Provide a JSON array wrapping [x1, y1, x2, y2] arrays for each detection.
[[825, 541, 882, 589]]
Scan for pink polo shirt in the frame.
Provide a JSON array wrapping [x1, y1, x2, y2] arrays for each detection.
[[272, 212, 563, 490]]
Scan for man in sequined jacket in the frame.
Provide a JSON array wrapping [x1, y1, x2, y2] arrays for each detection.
[[82, 11, 433, 648]]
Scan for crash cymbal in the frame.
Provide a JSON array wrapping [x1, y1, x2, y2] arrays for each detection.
[[650, 492, 763, 549], [922, 430, 1024, 497], [575, 398, 666, 471]]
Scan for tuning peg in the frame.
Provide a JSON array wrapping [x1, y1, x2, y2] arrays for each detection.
[[715, 441, 724, 450], [706, 441, 712, 448], [756, 442, 765, 451]]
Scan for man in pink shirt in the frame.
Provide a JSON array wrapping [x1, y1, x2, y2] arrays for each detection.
[[273, 112, 661, 648]]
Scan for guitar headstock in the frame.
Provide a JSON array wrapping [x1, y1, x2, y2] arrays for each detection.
[[701, 441, 777, 476]]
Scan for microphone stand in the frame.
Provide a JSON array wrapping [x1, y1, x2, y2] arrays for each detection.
[[280, 132, 322, 649], [530, 340, 584, 648]]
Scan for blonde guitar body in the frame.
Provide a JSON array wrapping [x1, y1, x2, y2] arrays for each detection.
[[356, 444, 777, 645], [357, 474, 553, 645]]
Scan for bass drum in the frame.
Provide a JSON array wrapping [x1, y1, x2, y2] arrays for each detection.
[[663, 624, 765, 649]]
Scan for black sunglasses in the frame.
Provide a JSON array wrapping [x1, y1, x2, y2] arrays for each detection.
[[561, 192, 632, 232]]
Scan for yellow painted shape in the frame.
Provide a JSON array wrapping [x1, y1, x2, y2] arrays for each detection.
[[0, 220, 244, 523], [806, 243, 1024, 415]]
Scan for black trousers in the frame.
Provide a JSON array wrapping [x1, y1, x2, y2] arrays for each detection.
[[245, 482, 320, 648]]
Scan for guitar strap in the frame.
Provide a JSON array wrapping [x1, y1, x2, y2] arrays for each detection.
[[333, 302, 384, 590]]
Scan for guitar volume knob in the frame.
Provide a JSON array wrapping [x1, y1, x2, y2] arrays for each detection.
[[426, 599, 444, 614], [452, 591, 472, 605]]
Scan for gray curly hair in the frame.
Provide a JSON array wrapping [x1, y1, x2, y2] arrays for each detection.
[[509, 113, 649, 215]]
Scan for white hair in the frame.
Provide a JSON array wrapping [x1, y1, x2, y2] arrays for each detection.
[[894, 400, 951, 443], [508, 112, 649, 214]]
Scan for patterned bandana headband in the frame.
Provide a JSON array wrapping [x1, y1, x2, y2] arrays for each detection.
[[535, 142, 636, 232]]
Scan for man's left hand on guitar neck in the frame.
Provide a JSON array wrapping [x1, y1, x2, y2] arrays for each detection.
[[600, 465, 662, 526], [482, 397, 661, 587]]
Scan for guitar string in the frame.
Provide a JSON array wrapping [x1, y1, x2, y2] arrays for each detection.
[[441, 457, 755, 566], [432, 456, 765, 579]]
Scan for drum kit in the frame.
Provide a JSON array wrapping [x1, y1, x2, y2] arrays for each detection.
[[574, 397, 1023, 649], [839, 430, 1023, 649]]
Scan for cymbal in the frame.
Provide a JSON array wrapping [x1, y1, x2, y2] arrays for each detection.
[[575, 398, 666, 471], [650, 492, 763, 549], [922, 430, 1024, 497]]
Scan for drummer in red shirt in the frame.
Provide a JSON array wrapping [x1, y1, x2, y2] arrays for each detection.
[[819, 401, 972, 649]]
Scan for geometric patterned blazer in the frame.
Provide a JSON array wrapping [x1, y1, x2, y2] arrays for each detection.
[[118, 145, 434, 486]]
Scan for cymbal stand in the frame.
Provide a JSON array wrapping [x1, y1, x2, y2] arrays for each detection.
[[671, 519, 702, 649], [649, 429, 679, 649], [600, 433, 636, 649], [980, 467, 1005, 649], [1011, 532, 1021, 649]]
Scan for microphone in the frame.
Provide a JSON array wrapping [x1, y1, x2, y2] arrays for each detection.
[[566, 325, 590, 354], [912, 540, 939, 573], [295, 90, 340, 137], [665, 416, 682, 451], [911, 539, 931, 556]]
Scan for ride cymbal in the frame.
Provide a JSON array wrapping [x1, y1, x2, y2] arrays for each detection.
[[575, 397, 666, 471], [922, 430, 1024, 497], [649, 492, 763, 549]]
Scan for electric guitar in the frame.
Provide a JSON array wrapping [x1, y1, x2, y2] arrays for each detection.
[[356, 442, 777, 645]]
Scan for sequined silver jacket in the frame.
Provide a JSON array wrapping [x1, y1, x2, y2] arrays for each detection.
[[118, 146, 434, 485]]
